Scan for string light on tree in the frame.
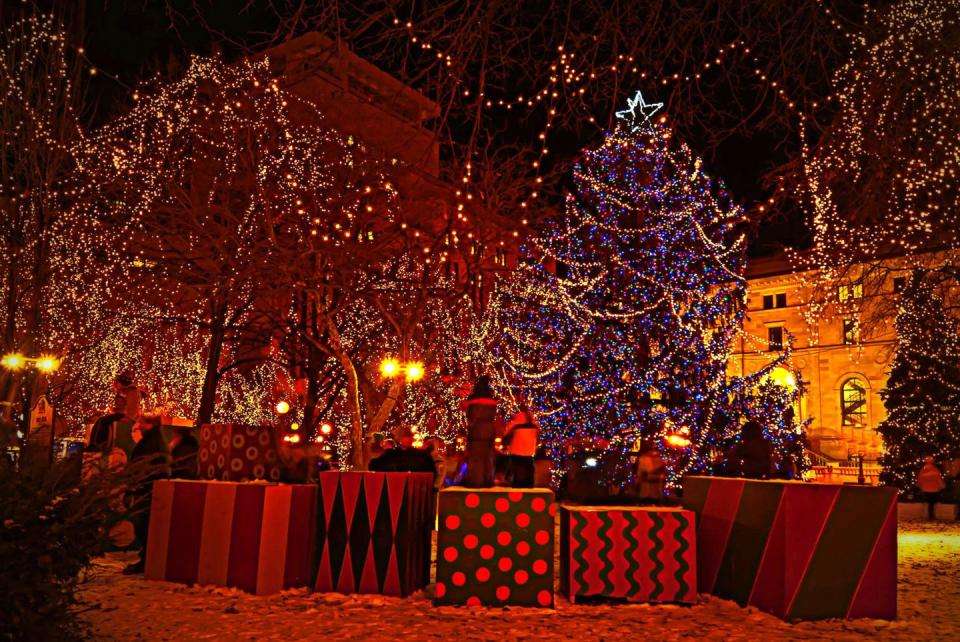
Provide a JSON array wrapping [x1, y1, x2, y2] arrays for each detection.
[[491, 90, 806, 484]]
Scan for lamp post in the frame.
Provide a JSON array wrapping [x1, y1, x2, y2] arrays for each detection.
[[379, 357, 425, 383], [1, 352, 61, 464]]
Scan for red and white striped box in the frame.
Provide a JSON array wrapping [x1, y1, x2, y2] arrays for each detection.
[[145, 480, 316, 595]]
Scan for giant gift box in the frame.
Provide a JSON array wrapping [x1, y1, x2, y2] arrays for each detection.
[[560, 506, 696, 604], [435, 488, 555, 608], [314, 472, 434, 597], [681, 476, 897, 620], [145, 480, 316, 595], [198, 423, 281, 482]]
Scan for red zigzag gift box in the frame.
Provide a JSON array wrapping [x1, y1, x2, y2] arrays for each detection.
[[435, 488, 555, 608], [560, 506, 697, 604], [145, 480, 316, 595], [198, 423, 281, 482], [314, 472, 434, 597], [681, 476, 897, 620]]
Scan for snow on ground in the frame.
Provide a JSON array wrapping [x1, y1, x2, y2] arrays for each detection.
[[77, 519, 960, 641]]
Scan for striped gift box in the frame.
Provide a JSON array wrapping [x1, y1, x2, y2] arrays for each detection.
[[314, 472, 434, 597], [145, 480, 316, 595], [682, 476, 897, 620], [560, 506, 696, 604]]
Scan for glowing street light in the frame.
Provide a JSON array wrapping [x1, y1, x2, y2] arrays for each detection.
[[275, 400, 290, 415], [380, 357, 425, 383], [380, 358, 400, 377], [35, 356, 60, 373], [3, 352, 60, 373], [1, 353, 25, 370], [320, 422, 333, 435], [405, 362, 424, 382]]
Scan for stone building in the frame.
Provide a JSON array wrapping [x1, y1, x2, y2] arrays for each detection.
[[731, 254, 899, 465]]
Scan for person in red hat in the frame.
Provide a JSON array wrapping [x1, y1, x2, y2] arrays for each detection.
[[462, 376, 499, 488]]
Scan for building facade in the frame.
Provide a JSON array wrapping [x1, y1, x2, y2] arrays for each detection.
[[731, 255, 901, 463]]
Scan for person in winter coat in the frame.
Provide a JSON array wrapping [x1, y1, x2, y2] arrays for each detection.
[[169, 427, 199, 480], [917, 456, 946, 520], [124, 415, 170, 574], [423, 437, 447, 491], [502, 405, 538, 488], [88, 372, 143, 453], [636, 441, 667, 504], [369, 425, 436, 481], [727, 421, 773, 479], [463, 376, 500, 488]]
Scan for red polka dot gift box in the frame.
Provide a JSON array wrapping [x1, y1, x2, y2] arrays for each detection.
[[435, 488, 555, 608], [198, 423, 281, 482], [559, 506, 696, 604]]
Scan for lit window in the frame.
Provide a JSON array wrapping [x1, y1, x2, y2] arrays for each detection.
[[842, 319, 859, 345], [767, 326, 784, 351], [841, 378, 867, 428], [838, 283, 863, 302]]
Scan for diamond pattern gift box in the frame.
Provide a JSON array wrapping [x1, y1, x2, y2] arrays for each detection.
[[313, 472, 434, 597], [145, 480, 316, 595], [198, 423, 281, 482], [560, 506, 696, 604], [435, 488, 555, 608], [682, 476, 897, 620]]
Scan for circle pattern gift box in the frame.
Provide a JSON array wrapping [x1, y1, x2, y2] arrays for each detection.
[[435, 488, 555, 608]]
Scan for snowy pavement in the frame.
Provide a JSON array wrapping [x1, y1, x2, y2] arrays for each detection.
[[77, 519, 960, 641]]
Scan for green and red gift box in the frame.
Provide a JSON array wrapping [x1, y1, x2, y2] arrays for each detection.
[[681, 476, 897, 620], [560, 505, 696, 604]]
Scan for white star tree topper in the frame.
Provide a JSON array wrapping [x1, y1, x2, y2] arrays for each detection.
[[615, 91, 663, 132]]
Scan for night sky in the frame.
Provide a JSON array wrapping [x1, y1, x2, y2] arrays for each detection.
[[72, 0, 829, 256]]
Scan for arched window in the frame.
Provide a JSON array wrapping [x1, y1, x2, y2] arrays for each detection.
[[841, 378, 868, 427]]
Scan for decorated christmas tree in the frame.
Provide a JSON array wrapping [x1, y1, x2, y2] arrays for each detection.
[[493, 91, 805, 484], [878, 272, 960, 491]]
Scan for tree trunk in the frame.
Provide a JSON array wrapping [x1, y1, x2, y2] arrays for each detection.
[[321, 307, 366, 469], [197, 306, 226, 426], [367, 379, 404, 437]]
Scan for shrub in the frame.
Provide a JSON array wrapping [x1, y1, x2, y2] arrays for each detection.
[[0, 453, 161, 641]]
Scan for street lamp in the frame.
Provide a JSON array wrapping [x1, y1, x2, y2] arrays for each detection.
[[379, 357, 425, 382], [275, 400, 291, 415], [1, 353, 25, 370], [2, 352, 62, 465], [1, 353, 60, 373]]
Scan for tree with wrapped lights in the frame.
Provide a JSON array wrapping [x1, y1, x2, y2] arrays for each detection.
[[495, 91, 805, 483], [877, 272, 960, 492], [796, 0, 960, 335]]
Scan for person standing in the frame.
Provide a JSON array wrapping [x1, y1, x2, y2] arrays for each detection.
[[423, 437, 447, 491], [88, 372, 142, 453], [369, 425, 436, 480], [727, 421, 773, 479], [123, 416, 170, 574], [169, 427, 199, 480], [917, 456, 946, 521], [636, 441, 666, 505], [462, 376, 499, 488], [502, 405, 538, 488]]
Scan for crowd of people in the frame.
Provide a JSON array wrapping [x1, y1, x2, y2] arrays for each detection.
[[70, 371, 960, 575]]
